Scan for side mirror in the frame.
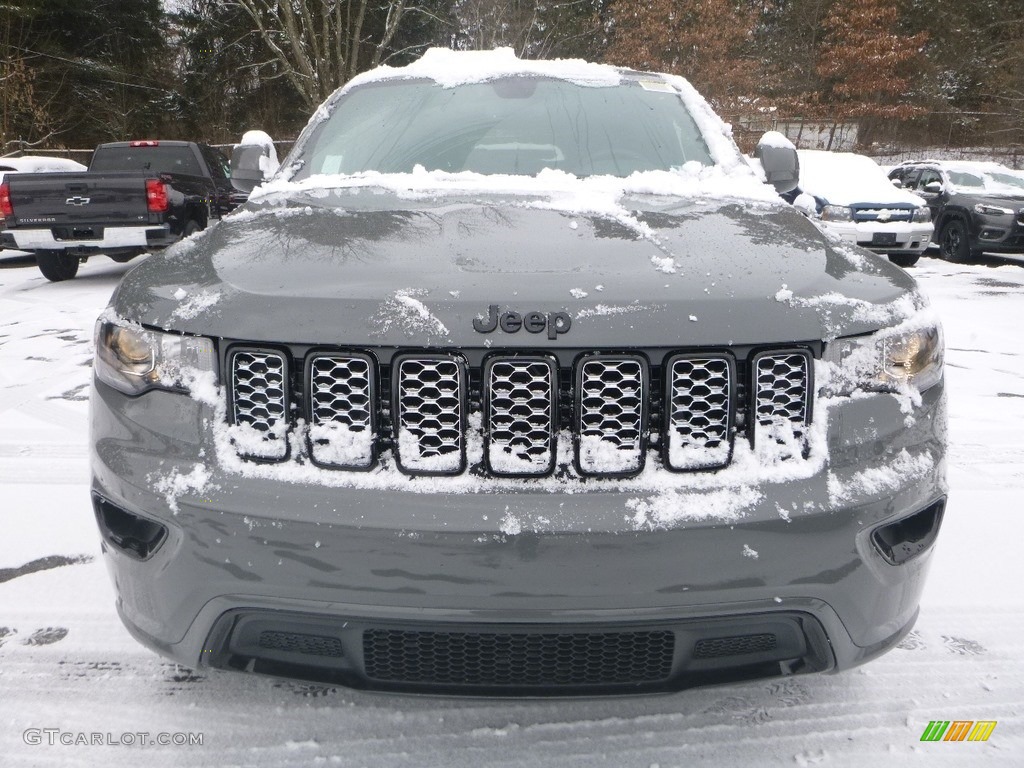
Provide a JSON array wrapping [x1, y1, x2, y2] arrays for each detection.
[[890, 178, 903, 188], [230, 144, 273, 194], [755, 132, 799, 195], [924, 181, 942, 194]]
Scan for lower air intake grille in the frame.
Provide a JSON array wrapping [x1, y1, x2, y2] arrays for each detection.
[[693, 633, 778, 659], [362, 629, 675, 687], [257, 630, 344, 658]]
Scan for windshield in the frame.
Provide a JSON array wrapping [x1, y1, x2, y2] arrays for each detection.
[[290, 77, 714, 179], [947, 168, 1024, 194]]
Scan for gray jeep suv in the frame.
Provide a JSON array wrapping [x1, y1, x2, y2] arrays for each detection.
[[90, 49, 947, 695]]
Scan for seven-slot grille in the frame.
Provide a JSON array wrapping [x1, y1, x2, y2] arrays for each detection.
[[227, 349, 812, 476]]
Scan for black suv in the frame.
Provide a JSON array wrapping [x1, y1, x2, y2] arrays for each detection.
[[889, 160, 1024, 262]]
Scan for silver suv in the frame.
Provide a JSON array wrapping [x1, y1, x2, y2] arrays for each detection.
[[90, 50, 947, 695]]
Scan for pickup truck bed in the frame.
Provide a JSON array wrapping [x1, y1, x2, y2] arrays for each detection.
[[0, 140, 240, 281]]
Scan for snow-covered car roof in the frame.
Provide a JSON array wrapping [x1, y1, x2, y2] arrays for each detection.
[[797, 150, 924, 207], [0, 156, 87, 175]]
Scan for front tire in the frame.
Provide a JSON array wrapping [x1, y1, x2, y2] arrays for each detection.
[[36, 251, 80, 282], [888, 253, 920, 268], [939, 220, 975, 263]]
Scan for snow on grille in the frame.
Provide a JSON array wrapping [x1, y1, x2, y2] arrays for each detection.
[[308, 354, 374, 469], [485, 358, 555, 476], [754, 352, 809, 427], [577, 356, 645, 475], [667, 356, 733, 470], [395, 356, 465, 474], [230, 350, 289, 460]]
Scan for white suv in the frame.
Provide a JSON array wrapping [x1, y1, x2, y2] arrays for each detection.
[[797, 150, 933, 267]]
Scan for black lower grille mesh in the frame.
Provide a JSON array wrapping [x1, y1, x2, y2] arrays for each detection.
[[258, 630, 344, 658], [693, 633, 777, 659], [362, 629, 675, 686]]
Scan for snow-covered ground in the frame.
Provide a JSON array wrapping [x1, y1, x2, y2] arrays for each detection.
[[0, 252, 1021, 766]]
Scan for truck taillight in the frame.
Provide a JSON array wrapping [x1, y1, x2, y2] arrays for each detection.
[[130, 140, 160, 147], [145, 179, 168, 213], [0, 182, 12, 218]]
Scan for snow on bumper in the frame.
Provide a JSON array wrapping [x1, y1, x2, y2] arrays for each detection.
[[89, 378, 946, 671]]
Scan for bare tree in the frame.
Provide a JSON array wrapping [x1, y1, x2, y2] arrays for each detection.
[[231, 0, 434, 111]]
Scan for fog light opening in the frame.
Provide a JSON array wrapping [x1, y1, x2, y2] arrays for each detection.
[[871, 499, 945, 565], [92, 493, 168, 560]]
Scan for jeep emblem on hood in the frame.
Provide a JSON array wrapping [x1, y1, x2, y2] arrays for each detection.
[[473, 304, 572, 340]]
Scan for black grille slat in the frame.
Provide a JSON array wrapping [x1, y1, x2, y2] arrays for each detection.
[[230, 350, 289, 460], [308, 354, 375, 469], [666, 356, 733, 470], [754, 352, 810, 427], [485, 357, 556, 476], [576, 356, 647, 475], [395, 356, 465, 474], [693, 633, 777, 659], [362, 629, 675, 687]]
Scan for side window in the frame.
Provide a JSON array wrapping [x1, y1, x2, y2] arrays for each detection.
[[202, 147, 230, 179], [915, 169, 941, 190]]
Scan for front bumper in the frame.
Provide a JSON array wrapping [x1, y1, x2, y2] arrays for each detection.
[[90, 378, 947, 693], [822, 220, 933, 255], [970, 212, 1024, 253]]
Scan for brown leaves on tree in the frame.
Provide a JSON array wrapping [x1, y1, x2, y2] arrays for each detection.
[[815, 0, 928, 119], [604, 0, 758, 112]]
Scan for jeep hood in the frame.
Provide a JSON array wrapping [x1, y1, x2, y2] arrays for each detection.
[[113, 190, 921, 346]]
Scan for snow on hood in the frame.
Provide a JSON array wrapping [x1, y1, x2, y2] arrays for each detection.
[[798, 150, 925, 207]]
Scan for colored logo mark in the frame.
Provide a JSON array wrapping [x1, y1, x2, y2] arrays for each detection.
[[920, 720, 997, 742]]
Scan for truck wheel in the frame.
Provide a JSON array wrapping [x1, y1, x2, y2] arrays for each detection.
[[888, 253, 920, 268], [183, 219, 202, 237], [36, 252, 80, 282], [939, 220, 973, 263]]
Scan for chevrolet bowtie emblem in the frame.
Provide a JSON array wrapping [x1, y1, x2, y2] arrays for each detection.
[[65, 196, 91, 206]]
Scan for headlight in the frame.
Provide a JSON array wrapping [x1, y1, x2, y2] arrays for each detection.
[[823, 323, 943, 395], [974, 203, 1013, 216], [912, 206, 931, 222], [94, 317, 216, 396], [820, 204, 853, 222]]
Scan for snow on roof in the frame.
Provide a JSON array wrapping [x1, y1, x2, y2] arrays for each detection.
[[343, 46, 624, 91], [797, 150, 925, 207]]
